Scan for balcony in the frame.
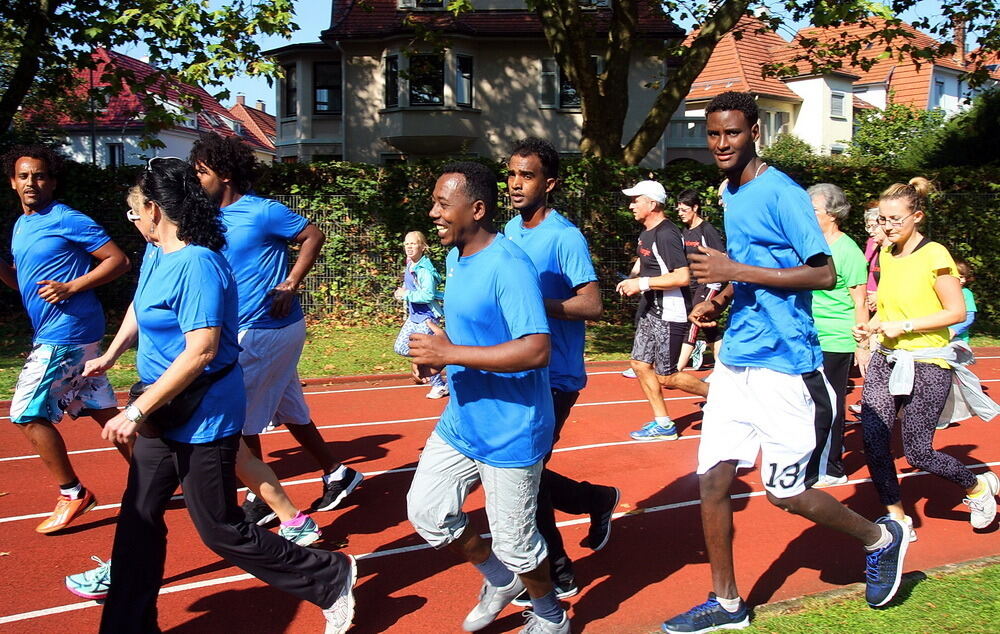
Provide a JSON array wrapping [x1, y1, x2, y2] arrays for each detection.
[[664, 117, 707, 149], [378, 107, 481, 155]]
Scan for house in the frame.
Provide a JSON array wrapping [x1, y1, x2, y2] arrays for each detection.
[[266, 0, 684, 165], [46, 49, 275, 167], [228, 94, 278, 158]]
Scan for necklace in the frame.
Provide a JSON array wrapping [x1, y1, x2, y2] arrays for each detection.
[[753, 161, 768, 178]]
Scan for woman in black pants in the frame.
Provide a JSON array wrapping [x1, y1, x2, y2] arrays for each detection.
[[90, 158, 356, 633]]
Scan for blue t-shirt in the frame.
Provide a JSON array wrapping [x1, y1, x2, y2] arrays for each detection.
[[435, 235, 555, 468], [134, 244, 245, 443], [720, 168, 830, 375], [11, 201, 111, 345], [219, 194, 309, 331], [504, 210, 597, 393]]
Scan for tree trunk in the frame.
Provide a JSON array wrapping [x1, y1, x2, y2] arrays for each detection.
[[0, 0, 61, 134]]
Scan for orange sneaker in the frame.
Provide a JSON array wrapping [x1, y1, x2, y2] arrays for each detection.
[[36, 490, 98, 534]]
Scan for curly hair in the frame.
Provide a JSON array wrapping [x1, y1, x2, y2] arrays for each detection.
[[188, 132, 257, 194], [3, 144, 65, 179], [509, 137, 560, 180], [137, 158, 226, 251], [440, 162, 499, 219], [706, 91, 759, 126], [806, 183, 851, 224]]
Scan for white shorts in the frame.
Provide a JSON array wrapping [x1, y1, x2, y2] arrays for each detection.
[[697, 361, 835, 498], [238, 318, 311, 435], [10, 342, 117, 424]]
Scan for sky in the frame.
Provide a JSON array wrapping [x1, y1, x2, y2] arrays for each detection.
[[114, 0, 962, 115]]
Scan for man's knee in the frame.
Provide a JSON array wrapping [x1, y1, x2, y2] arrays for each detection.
[[699, 465, 734, 502], [766, 489, 806, 513], [406, 489, 464, 549]]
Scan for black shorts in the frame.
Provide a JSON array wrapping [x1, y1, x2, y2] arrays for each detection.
[[631, 313, 686, 376], [686, 285, 723, 344]]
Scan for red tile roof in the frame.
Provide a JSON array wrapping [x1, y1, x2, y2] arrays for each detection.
[[228, 101, 276, 151], [46, 49, 273, 153], [323, 0, 681, 40]]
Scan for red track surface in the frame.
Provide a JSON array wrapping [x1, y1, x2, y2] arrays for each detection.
[[2, 354, 1000, 633]]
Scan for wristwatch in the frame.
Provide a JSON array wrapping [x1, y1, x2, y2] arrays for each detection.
[[902, 320, 915, 333], [124, 404, 145, 424]]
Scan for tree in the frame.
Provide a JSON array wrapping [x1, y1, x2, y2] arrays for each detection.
[[0, 0, 297, 143], [902, 87, 1000, 168], [849, 102, 945, 165], [523, 0, 1000, 165]]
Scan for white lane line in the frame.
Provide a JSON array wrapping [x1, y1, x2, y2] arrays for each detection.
[[4, 458, 999, 625]]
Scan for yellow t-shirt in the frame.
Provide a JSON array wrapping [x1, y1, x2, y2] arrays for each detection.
[[876, 241, 958, 366]]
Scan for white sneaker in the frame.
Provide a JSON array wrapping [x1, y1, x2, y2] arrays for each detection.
[[812, 474, 849, 488], [902, 515, 917, 542], [426, 385, 450, 399], [965, 471, 1000, 529], [323, 554, 357, 634], [848, 403, 862, 415], [690, 340, 707, 371], [622, 367, 636, 379], [519, 610, 570, 634], [462, 575, 525, 631]]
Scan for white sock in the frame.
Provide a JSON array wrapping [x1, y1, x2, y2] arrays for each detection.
[[323, 465, 348, 484], [245, 491, 257, 503], [865, 524, 891, 551], [60, 483, 84, 499], [716, 596, 742, 613], [655, 416, 672, 427]]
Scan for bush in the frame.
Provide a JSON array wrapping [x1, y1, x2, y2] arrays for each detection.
[[761, 133, 815, 168]]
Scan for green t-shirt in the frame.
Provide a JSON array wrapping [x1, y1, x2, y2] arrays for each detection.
[[812, 234, 868, 353], [959, 287, 977, 342]]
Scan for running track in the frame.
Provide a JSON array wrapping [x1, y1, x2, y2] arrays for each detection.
[[2, 354, 1000, 633]]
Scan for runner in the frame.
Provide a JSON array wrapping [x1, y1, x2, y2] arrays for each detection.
[[503, 138, 620, 606], [855, 177, 999, 534], [2, 145, 130, 534], [661, 92, 909, 633], [189, 134, 364, 524], [618, 180, 708, 442], [406, 162, 569, 633]]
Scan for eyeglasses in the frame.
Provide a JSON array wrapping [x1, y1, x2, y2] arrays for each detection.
[[875, 211, 918, 227], [125, 208, 141, 222]]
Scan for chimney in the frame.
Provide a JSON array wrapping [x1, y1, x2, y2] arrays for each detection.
[[255, 100, 266, 113], [954, 19, 967, 65], [236, 93, 246, 106]]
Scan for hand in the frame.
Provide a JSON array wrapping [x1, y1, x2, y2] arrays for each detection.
[[689, 299, 722, 328], [267, 280, 299, 318], [408, 321, 451, 370], [393, 287, 406, 301], [688, 246, 738, 285], [36, 280, 76, 304], [852, 322, 872, 343], [854, 347, 872, 378], [878, 321, 906, 339], [83, 354, 115, 377], [411, 363, 439, 384], [866, 291, 877, 312], [101, 412, 138, 445], [616, 278, 642, 297]]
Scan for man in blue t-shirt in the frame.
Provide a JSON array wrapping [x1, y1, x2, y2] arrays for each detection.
[[660, 92, 910, 634], [407, 162, 569, 634], [2, 145, 130, 534], [190, 134, 363, 524], [502, 138, 619, 604]]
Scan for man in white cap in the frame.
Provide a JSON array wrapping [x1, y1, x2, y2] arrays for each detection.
[[616, 181, 708, 441]]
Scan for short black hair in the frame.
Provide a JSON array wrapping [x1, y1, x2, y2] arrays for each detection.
[[440, 161, 498, 218], [3, 144, 64, 180], [189, 132, 257, 194], [676, 189, 702, 211], [705, 91, 759, 126], [509, 137, 560, 179]]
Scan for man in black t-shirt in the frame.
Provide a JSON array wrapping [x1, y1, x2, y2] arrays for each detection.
[[616, 181, 709, 442], [676, 189, 726, 371]]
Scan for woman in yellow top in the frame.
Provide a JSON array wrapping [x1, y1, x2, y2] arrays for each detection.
[[855, 177, 999, 535]]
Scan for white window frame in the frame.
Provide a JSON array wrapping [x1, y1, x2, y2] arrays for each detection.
[[830, 91, 846, 119]]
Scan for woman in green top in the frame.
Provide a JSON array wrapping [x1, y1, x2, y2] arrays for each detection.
[[807, 184, 870, 487]]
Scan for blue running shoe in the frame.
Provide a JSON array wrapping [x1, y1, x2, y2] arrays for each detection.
[[65, 555, 111, 600], [279, 514, 322, 546], [865, 516, 909, 607], [661, 593, 749, 633], [630, 421, 678, 441]]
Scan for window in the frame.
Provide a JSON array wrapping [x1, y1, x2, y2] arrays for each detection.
[[107, 143, 125, 168], [385, 56, 399, 107], [540, 56, 601, 109], [416, 0, 443, 5], [409, 54, 444, 106], [281, 156, 298, 164], [314, 62, 343, 114], [282, 64, 297, 117], [934, 80, 945, 108], [830, 92, 846, 119], [456, 55, 473, 107]]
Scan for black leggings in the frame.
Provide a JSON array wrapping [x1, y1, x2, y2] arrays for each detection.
[[819, 350, 853, 478], [860, 352, 977, 506]]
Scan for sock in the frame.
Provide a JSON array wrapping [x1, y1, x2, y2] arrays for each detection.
[[530, 590, 563, 623], [716, 595, 742, 612], [323, 465, 348, 484], [281, 511, 308, 528], [654, 416, 673, 427], [968, 476, 987, 497], [59, 480, 83, 500], [245, 491, 257, 503], [472, 552, 515, 588], [865, 524, 891, 551]]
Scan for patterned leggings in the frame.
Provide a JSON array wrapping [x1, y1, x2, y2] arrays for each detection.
[[861, 352, 977, 506], [394, 318, 446, 387]]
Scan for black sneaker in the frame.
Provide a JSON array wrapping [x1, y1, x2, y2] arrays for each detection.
[[312, 467, 365, 512], [587, 486, 620, 551], [510, 580, 579, 607], [242, 495, 278, 526]]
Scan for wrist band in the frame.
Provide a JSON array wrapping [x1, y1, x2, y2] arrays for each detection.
[[639, 277, 651, 292]]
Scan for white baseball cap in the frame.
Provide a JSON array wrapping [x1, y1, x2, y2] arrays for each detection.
[[622, 180, 666, 204]]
